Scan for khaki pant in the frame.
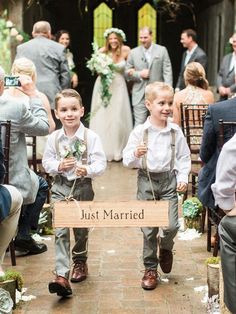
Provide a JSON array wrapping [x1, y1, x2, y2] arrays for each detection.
[[137, 170, 179, 270], [51, 176, 94, 279], [0, 185, 23, 264]]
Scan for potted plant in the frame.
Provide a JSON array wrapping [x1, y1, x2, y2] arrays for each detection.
[[205, 257, 220, 298], [0, 270, 23, 308], [182, 197, 203, 231]]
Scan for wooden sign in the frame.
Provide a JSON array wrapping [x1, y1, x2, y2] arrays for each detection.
[[53, 200, 169, 228]]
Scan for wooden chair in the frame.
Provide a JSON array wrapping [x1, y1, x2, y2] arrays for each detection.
[[27, 135, 51, 203], [180, 104, 209, 233], [0, 120, 16, 266], [207, 119, 236, 256]]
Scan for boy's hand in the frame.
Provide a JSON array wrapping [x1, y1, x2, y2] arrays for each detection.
[[75, 165, 87, 177], [134, 142, 147, 158], [58, 157, 76, 172], [176, 182, 188, 193]]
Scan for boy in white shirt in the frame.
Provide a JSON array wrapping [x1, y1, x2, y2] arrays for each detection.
[[43, 89, 106, 297], [123, 82, 191, 290]]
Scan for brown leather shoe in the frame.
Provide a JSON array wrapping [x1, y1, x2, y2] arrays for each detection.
[[48, 276, 72, 297], [141, 269, 158, 290], [159, 248, 173, 273], [70, 261, 88, 282]]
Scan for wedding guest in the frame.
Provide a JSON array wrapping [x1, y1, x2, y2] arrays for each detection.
[[0, 65, 49, 255], [0, 67, 23, 275], [217, 33, 236, 100], [15, 20, 70, 128], [89, 27, 133, 161], [123, 82, 191, 290], [176, 29, 207, 91], [126, 26, 173, 126], [5, 57, 55, 160], [173, 62, 214, 126], [211, 133, 236, 314], [43, 89, 106, 297], [55, 30, 79, 89]]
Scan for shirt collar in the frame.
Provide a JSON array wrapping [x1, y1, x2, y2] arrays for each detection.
[[187, 44, 198, 55], [57, 122, 85, 141], [143, 43, 153, 53], [143, 117, 179, 133]]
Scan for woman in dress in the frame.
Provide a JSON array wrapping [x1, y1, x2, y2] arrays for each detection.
[[55, 30, 79, 89], [173, 62, 214, 126], [89, 28, 133, 161]]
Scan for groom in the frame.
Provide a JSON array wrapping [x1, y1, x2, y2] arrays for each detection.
[[126, 26, 173, 126]]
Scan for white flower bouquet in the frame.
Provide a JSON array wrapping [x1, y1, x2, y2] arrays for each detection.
[[87, 43, 115, 107], [61, 140, 86, 160]]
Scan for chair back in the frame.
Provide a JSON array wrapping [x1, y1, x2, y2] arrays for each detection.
[[0, 120, 11, 184], [26, 135, 38, 173], [218, 119, 236, 149], [180, 104, 208, 163]]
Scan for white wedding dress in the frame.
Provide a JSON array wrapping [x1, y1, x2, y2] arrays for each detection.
[[89, 60, 133, 161]]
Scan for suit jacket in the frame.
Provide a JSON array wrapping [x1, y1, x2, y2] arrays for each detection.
[[198, 97, 236, 208], [176, 46, 207, 90], [16, 36, 71, 109], [217, 53, 236, 95], [0, 94, 49, 204], [126, 43, 173, 107]]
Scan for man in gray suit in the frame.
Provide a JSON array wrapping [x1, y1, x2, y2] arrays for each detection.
[[0, 67, 49, 255], [126, 26, 173, 126], [176, 29, 207, 91], [16, 21, 70, 112], [217, 33, 236, 100], [211, 133, 236, 314]]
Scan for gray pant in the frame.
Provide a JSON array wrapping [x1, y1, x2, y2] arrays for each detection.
[[219, 216, 236, 314], [51, 176, 94, 279], [133, 99, 148, 127], [137, 170, 179, 270]]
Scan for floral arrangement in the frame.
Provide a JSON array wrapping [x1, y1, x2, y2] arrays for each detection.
[[87, 42, 116, 107], [103, 27, 126, 42], [61, 139, 86, 160], [182, 197, 203, 219], [0, 288, 13, 314]]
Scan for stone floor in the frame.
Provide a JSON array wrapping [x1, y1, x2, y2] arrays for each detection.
[[3, 161, 213, 314]]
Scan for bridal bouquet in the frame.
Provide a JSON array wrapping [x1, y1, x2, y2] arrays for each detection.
[[87, 43, 115, 107]]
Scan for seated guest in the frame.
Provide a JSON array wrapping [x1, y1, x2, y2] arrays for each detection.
[[173, 62, 214, 126], [211, 133, 236, 314], [0, 65, 49, 255], [0, 68, 23, 274], [5, 57, 55, 160]]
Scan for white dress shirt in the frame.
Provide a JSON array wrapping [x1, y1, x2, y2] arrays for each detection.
[[123, 118, 191, 183], [42, 122, 107, 180], [143, 44, 153, 66], [184, 44, 198, 66], [211, 133, 236, 211]]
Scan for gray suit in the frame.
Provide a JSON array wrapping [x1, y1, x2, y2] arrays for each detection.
[[126, 44, 173, 126], [217, 52, 236, 100], [176, 46, 207, 90], [0, 94, 49, 204], [16, 36, 71, 109]]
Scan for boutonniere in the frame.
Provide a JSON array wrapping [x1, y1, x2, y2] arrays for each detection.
[[62, 140, 86, 160]]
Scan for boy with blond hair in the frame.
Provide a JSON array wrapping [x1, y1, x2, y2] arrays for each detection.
[[123, 82, 191, 290], [43, 89, 106, 297]]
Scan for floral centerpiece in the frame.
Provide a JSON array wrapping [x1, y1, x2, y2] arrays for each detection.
[[86, 43, 115, 107], [182, 196, 203, 231]]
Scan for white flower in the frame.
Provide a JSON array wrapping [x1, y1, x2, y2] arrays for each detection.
[[16, 34, 24, 42], [0, 288, 13, 314], [6, 20, 13, 28], [87, 43, 116, 107], [103, 28, 126, 42], [10, 27, 18, 37]]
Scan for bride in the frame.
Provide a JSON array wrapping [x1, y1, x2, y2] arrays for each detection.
[[89, 28, 133, 161]]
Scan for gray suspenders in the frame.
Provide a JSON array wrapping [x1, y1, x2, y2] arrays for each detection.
[[141, 128, 176, 171]]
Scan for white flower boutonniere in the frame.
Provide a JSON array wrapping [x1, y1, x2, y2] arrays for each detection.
[[62, 140, 86, 160], [87, 43, 116, 107]]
